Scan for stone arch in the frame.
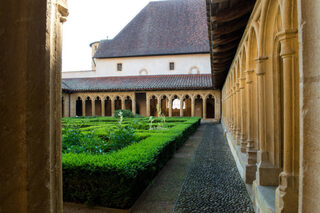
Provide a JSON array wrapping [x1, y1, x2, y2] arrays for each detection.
[[139, 69, 148, 75], [188, 66, 200, 74]]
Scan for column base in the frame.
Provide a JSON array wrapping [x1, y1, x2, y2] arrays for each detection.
[[275, 172, 298, 213], [256, 164, 280, 186], [245, 148, 257, 183], [240, 135, 247, 153]]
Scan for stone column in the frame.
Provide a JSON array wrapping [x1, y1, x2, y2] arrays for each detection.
[[256, 57, 279, 186], [240, 76, 247, 152], [132, 95, 136, 116], [236, 82, 241, 144], [82, 99, 86, 116], [180, 97, 184, 117], [168, 98, 172, 117], [111, 99, 115, 117], [245, 70, 257, 183], [298, 1, 320, 211], [92, 98, 95, 116], [146, 96, 150, 117], [121, 97, 125, 110], [276, 31, 299, 213], [191, 97, 195, 117], [202, 97, 206, 119], [0, 1, 68, 212], [101, 99, 105, 117]]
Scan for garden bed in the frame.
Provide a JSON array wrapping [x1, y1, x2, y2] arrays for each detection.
[[62, 116, 201, 209]]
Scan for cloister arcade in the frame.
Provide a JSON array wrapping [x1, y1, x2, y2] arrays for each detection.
[[218, 0, 300, 212], [62, 90, 221, 120]]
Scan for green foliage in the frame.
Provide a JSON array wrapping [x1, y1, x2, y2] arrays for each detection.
[[62, 128, 109, 154], [114, 109, 134, 118], [62, 116, 201, 209], [108, 125, 138, 151]]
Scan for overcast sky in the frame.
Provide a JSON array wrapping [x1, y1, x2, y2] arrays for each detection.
[[62, 0, 152, 71]]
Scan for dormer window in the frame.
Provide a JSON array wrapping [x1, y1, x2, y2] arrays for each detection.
[[169, 62, 175, 70], [117, 63, 122, 71]]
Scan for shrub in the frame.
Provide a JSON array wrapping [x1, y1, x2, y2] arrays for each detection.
[[114, 109, 134, 118], [62, 117, 201, 209]]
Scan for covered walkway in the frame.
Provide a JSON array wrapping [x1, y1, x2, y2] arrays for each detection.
[[173, 124, 253, 212]]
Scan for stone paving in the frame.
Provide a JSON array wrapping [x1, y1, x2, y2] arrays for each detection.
[[173, 124, 254, 213]]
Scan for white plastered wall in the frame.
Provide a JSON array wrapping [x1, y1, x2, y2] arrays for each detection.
[[62, 53, 211, 78]]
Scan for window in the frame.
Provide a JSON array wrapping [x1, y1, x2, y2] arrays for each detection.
[[117, 63, 122, 71], [169, 62, 175, 70]]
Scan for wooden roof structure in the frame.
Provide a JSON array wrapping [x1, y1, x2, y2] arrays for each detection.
[[206, 0, 256, 89]]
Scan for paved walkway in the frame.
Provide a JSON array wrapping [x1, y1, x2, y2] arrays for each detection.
[[173, 124, 254, 213]]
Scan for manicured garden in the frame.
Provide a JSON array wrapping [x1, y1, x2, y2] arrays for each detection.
[[62, 110, 201, 209]]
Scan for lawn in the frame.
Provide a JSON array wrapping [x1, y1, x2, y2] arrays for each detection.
[[62, 114, 201, 209]]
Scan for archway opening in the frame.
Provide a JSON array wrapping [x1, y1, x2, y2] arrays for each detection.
[[114, 96, 121, 111], [195, 95, 203, 118], [183, 95, 191, 117], [85, 97, 92, 116], [125, 96, 132, 111], [62, 97, 64, 117], [172, 95, 181, 117], [76, 97, 82, 116], [206, 95, 215, 118], [150, 96, 158, 117], [105, 97, 112, 116], [161, 95, 169, 116], [95, 97, 102, 116]]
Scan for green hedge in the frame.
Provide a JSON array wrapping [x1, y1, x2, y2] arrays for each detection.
[[62, 117, 200, 209]]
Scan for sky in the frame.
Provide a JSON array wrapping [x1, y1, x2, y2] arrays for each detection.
[[62, 0, 152, 71]]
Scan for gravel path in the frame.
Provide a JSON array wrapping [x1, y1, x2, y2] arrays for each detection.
[[173, 124, 254, 213]]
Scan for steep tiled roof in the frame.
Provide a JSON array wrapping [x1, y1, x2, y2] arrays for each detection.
[[94, 0, 209, 58], [62, 74, 212, 92]]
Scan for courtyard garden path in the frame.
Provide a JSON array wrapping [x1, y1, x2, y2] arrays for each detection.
[[173, 124, 254, 213]]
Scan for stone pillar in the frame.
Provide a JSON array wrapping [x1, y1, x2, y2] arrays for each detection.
[[202, 97, 206, 119], [256, 57, 279, 186], [132, 95, 136, 116], [92, 98, 95, 116], [70, 96, 76, 117], [298, 1, 320, 211], [0, 1, 68, 212], [245, 70, 257, 183], [240, 76, 247, 152], [111, 99, 115, 117], [101, 99, 105, 117], [82, 99, 86, 116], [168, 98, 172, 117], [180, 97, 184, 117], [191, 97, 195, 117], [146, 97, 150, 117], [276, 31, 299, 213], [121, 97, 125, 110], [236, 82, 241, 144]]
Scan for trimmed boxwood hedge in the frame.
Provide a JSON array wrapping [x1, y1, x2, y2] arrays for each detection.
[[62, 117, 200, 209]]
